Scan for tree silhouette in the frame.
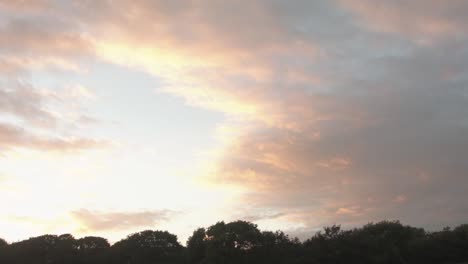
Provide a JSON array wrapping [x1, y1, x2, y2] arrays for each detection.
[[77, 236, 110, 264], [111, 230, 184, 264], [185, 220, 303, 264], [8, 235, 60, 264], [187, 228, 206, 263], [0, 238, 8, 263], [203, 220, 262, 263], [1, 221, 468, 264]]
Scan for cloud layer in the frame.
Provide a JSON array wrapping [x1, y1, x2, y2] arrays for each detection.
[[1, 0, 468, 239]]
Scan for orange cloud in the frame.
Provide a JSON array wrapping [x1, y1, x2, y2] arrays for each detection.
[[336, 206, 361, 216]]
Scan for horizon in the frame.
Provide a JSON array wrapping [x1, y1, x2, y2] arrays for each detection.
[[1, 0, 468, 246]]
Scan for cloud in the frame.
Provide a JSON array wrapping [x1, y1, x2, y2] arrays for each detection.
[[68, 0, 326, 117], [211, 40, 468, 230], [0, 5, 102, 153], [242, 212, 286, 223], [0, 0, 50, 12], [0, 19, 91, 56], [2, 0, 468, 238], [0, 82, 56, 127], [338, 0, 468, 43], [0, 80, 106, 153], [0, 4, 93, 56], [47, 0, 468, 233], [71, 209, 174, 232], [0, 122, 107, 152], [0, 11, 94, 73]]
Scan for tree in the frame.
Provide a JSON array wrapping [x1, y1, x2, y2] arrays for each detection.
[[0, 238, 7, 247], [77, 236, 110, 250], [111, 230, 183, 264], [50, 234, 78, 263], [188, 220, 263, 264], [76, 236, 110, 264], [186, 228, 207, 263], [0, 238, 8, 263], [1, 221, 468, 264], [303, 221, 426, 264], [254, 231, 303, 264], [8, 235, 59, 264]]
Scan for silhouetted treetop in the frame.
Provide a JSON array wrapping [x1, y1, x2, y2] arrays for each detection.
[[205, 220, 262, 250], [113, 230, 181, 249], [110, 230, 184, 264], [0, 238, 7, 247], [77, 236, 110, 250]]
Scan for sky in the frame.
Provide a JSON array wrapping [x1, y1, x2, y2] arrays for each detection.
[[1, 0, 468, 244]]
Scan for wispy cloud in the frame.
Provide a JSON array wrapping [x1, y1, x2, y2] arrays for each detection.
[[0, 83, 57, 127], [0, 122, 107, 152], [0, 80, 106, 153]]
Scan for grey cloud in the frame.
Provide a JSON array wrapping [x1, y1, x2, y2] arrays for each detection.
[[0, 18, 92, 58], [242, 212, 286, 223], [213, 38, 468, 231], [188, 2, 468, 233], [338, 0, 468, 41]]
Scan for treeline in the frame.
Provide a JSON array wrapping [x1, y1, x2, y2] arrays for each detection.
[[1, 220, 468, 264]]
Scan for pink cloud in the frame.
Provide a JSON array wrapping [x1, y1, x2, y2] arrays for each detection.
[[0, 122, 107, 153]]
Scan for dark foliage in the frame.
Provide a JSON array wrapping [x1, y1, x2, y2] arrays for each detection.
[[1, 220, 467, 263], [110, 230, 184, 264]]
